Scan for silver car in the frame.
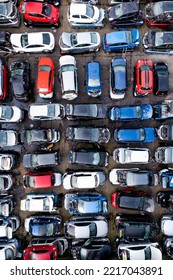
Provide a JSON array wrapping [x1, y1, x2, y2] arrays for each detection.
[[0, 0, 20, 27], [155, 146, 173, 164], [59, 31, 100, 54], [67, 4, 105, 28]]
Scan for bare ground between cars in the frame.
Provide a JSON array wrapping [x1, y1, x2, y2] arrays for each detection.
[[2, 0, 173, 259]]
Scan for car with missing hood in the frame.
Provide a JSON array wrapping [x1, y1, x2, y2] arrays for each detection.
[[24, 215, 62, 237], [59, 31, 100, 54], [117, 242, 162, 260], [109, 168, 158, 187], [109, 104, 153, 121], [64, 215, 108, 239], [65, 104, 106, 120], [0, 174, 14, 193], [153, 100, 173, 120], [67, 3, 105, 28], [115, 214, 160, 242], [66, 126, 110, 144], [20, 193, 59, 212], [107, 1, 144, 28], [0, 31, 12, 53], [0, 216, 20, 239], [159, 169, 173, 188], [113, 148, 150, 164], [0, 153, 17, 171], [157, 191, 173, 210], [63, 170, 106, 190], [0, 0, 20, 27], [103, 29, 140, 52], [10, 31, 55, 53], [157, 124, 173, 140], [64, 192, 108, 215], [10, 60, 31, 102], [114, 127, 156, 143], [143, 30, 173, 55], [144, 1, 173, 28], [111, 188, 155, 213], [71, 238, 112, 260], [21, 128, 60, 144], [155, 147, 173, 164], [161, 214, 173, 236], [0, 195, 15, 217], [68, 148, 109, 167], [0, 238, 21, 260]]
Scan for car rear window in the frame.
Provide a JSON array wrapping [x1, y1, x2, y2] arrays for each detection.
[[43, 33, 50, 45]]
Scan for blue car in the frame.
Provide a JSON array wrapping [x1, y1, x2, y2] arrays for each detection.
[[103, 29, 140, 52], [64, 192, 108, 215], [110, 57, 127, 100], [159, 169, 173, 189], [114, 127, 156, 143], [86, 61, 102, 97], [109, 104, 153, 121]]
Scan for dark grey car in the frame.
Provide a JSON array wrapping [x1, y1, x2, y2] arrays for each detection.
[[66, 126, 110, 144], [21, 128, 60, 144], [65, 104, 107, 120], [68, 149, 109, 166], [23, 152, 61, 169], [0, 0, 20, 27]]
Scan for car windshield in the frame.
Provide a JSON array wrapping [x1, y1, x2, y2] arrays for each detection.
[[11, 69, 24, 77], [144, 247, 151, 260], [42, 5, 52, 16], [0, 5, 7, 17], [43, 33, 50, 45], [32, 154, 39, 166], [21, 35, 28, 47], [39, 65, 51, 72], [93, 152, 100, 165], [125, 31, 132, 43], [71, 33, 78, 46], [28, 176, 35, 188], [86, 5, 94, 18], [61, 65, 75, 72], [0, 106, 13, 119], [89, 223, 97, 237], [90, 32, 97, 44], [47, 104, 55, 117], [119, 195, 144, 210], [0, 132, 7, 145]]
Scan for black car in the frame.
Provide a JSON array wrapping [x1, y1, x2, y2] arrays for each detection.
[[21, 128, 60, 144], [68, 149, 109, 167], [23, 152, 61, 169], [71, 238, 112, 260], [107, 2, 144, 28], [66, 126, 110, 144], [65, 104, 107, 120], [164, 238, 173, 259], [10, 60, 30, 101], [154, 62, 169, 95], [0, 31, 12, 53], [115, 214, 160, 243], [157, 191, 173, 210], [143, 30, 173, 55]]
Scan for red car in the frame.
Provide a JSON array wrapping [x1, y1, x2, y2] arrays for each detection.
[[0, 59, 7, 100], [23, 244, 58, 260], [111, 188, 155, 213], [23, 171, 62, 188], [134, 59, 154, 97], [36, 57, 54, 99], [145, 1, 173, 28], [19, 1, 60, 28]]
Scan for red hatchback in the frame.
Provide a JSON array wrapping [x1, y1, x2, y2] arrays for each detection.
[[0, 59, 7, 101], [19, 1, 60, 28], [23, 171, 62, 188], [134, 59, 154, 97], [36, 57, 54, 99], [23, 244, 58, 260]]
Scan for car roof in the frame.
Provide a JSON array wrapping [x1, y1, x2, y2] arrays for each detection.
[[32, 174, 52, 188], [119, 107, 139, 119], [118, 128, 143, 141], [119, 194, 142, 209], [126, 172, 149, 186], [74, 127, 99, 141], [155, 32, 173, 46], [70, 3, 87, 15], [153, 1, 173, 16], [87, 61, 100, 78], [105, 31, 131, 45], [73, 104, 98, 117]]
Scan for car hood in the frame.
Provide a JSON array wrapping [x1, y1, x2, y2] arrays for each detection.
[[162, 220, 173, 236], [10, 34, 21, 48], [150, 246, 162, 260], [61, 32, 71, 47], [141, 104, 153, 120]]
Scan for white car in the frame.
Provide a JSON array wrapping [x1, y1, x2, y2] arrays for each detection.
[[59, 55, 78, 100], [113, 148, 150, 164], [0, 105, 24, 122], [118, 242, 162, 260], [0, 174, 13, 192], [63, 171, 106, 190], [161, 214, 173, 236], [0, 154, 16, 171], [67, 3, 105, 28], [0, 216, 20, 239], [20, 193, 58, 212], [59, 31, 100, 54], [0, 130, 18, 147], [155, 147, 173, 164], [64, 216, 108, 238], [10, 32, 55, 53], [28, 103, 65, 121]]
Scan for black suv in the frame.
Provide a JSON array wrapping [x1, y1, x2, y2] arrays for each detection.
[[107, 2, 144, 28], [115, 214, 160, 243], [154, 62, 169, 95]]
